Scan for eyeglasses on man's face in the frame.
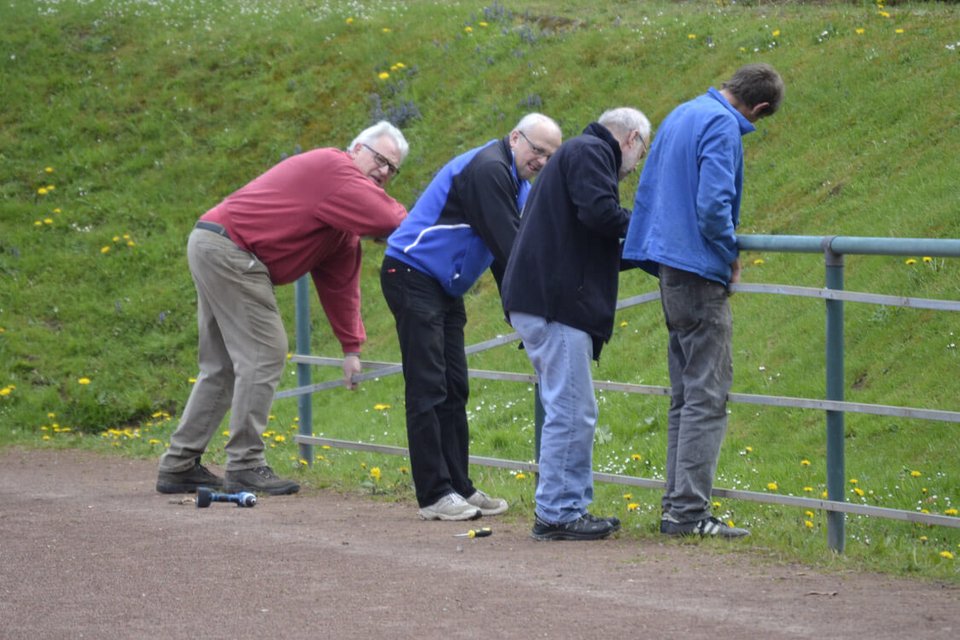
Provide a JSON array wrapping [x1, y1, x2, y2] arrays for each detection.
[[362, 143, 400, 176], [518, 130, 551, 160]]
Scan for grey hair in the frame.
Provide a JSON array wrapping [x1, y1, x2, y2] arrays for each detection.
[[598, 108, 652, 142], [349, 121, 410, 162], [513, 112, 561, 135]]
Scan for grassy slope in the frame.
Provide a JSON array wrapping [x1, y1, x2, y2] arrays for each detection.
[[1, 0, 958, 579]]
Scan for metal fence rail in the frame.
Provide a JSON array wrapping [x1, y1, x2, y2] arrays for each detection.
[[285, 234, 960, 552]]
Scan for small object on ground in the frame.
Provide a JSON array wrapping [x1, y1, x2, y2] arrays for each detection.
[[453, 527, 492, 538], [196, 486, 257, 508]]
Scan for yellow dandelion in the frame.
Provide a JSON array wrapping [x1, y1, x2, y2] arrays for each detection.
[[112, 235, 120, 242], [631, 453, 642, 461], [42, 434, 51, 441], [148, 438, 162, 445], [37, 187, 49, 195], [479, 21, 489, 27], [395, 62, 406, 69], [77, 377, 91, 385], [727, 520, 737, 528], [322, 445, 331, 450], [895, 28, 904, 34], [712, 501, 722, 509], [45, 166, 54, 173], [767, 482, 779, 491], [821, 490, 829, 498], [34, 220, 43, 227], [619, 321, 628, 328], [0, 387, 11, 397], [905, 258, 917, 265], [849, 478, 858, 485], [399, 466, 409, 474], [805, 510, 815, 518], [627, 503, 639, 511], [940, 551, 954, 560], [688, 33, 697, 39], [47, 185, 55, 191], [188, 377, 196, 383], [772, 29, 781, 37], [745, 446, 753, 453], [752, 258, 764, 266], [100, 246, 110, 254], [464, 26, 473, 33], [378, 71, 390, 80], [853, 487, 865, 497], [53, 208, 61, 214], [878, 10, 890, 18], [374, 403, 391, 411], [804, 520, 814, 529], [910, 470, 922, 478], [370, 467, 381, 481], [622, 493, 633, 500], [345, 17, 354, 24], [515, 472, 527, 480], [298, 459, 308, 466], [920, 535, 929, 542], [44, 218, 53, 225], [274, 434, 286, 443], [48, 412, 56, 418], [856, 28, 865, 35], [922, 256, 933, 263], [944, 508, 958, 516], [922, 487, 928, 494], [800, 459, 811, 467], [381, 27, 391, 33]]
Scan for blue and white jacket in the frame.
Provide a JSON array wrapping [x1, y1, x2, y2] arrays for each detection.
[[623, 87, 755, 285], [385, 137, 529, 296]]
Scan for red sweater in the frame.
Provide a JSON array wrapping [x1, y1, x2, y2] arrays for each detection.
[[202, 148, 407, 353]]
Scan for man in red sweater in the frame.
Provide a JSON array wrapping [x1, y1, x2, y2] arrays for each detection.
[[157, 121, 409, 496]]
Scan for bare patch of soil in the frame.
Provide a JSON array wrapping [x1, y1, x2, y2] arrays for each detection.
[[0, 448, 956, 639]]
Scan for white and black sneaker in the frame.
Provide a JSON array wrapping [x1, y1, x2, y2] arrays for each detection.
[[660, 513, 749, 538]]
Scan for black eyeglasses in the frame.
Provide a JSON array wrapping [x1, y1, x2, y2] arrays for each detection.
[[361, 143, 400, 176], [518, 130, 551, 160]]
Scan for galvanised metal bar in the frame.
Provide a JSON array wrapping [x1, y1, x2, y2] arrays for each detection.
[[294, 275, 313, 465], [824, 244, 846, 553], [294, 435, 960, 529], [739, 235, 960, 257]]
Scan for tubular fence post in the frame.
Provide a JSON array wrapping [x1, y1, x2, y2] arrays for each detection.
[[823, 239, 846, 553], [295, 275, 313, 466]]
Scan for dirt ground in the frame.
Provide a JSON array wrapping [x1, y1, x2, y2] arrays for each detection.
[[1, 448, 957, 640]]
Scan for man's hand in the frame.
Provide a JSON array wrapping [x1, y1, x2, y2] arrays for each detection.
[[342, 354, 361, 391], [730, 257, 742, 284]]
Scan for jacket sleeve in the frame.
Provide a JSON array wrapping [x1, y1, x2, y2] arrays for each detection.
[[458, 158, 521, 289], [566, 143, 630, 238], [695, 120, 740, 264], [318, 166, 408, 238], [310, 234, 365, 353]]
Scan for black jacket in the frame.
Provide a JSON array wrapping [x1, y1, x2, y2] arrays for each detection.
[[501, 122, 630, 359]]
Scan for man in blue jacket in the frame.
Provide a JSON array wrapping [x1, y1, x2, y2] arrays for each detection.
[[502, 108, 651, 540], [381, 113, 562, 521], [623, 63, 785, 538]]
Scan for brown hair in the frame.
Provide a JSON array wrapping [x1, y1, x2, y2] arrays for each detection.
[[722, 63, 785, 118]]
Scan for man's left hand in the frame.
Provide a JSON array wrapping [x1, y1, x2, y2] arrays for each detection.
[[342, 354, 361, 391]]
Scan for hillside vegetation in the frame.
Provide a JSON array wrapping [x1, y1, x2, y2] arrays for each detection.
[[1, 0, 958, 579]]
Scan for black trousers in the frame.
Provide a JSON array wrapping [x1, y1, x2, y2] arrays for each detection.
[[380, 256, 475, 507]]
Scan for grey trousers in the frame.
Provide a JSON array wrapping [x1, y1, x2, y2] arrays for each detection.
[[659, 265, 733, 523], [158, 229, 288, 473]]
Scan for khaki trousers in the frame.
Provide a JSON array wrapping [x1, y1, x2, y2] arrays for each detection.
[[159, 229, 287, 472]]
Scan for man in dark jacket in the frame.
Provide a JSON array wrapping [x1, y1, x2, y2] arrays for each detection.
[[502, 108, 650, 540], [382, 113, 562, 521]]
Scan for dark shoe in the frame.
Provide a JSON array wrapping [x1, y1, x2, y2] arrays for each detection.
[[224, 466, 300, 496], [156, 459, 223, 494], [585, 512, 621, 531], [661, 514, 750, 538], [531, 512, 618, 541]]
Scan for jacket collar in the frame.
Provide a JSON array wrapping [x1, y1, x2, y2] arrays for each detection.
[[582, 122, 623, 172], [707, 87, 756, 136]]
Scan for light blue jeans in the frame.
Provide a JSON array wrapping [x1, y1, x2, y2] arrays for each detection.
[[509, 312, 597, 525]]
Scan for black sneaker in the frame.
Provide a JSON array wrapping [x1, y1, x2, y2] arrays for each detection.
[[156, 459, 223, 494], [584, 512, 621, 532], [224, 466, 300, 496], [531, 512, 618, 541], [660, 514, 750, 538]]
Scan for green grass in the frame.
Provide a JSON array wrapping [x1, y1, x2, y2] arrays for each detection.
[[2, 0, 959, 580]]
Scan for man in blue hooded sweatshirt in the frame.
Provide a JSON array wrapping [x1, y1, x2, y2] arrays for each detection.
[[623, 63, 785, 538], [381, 113, 562, 521]]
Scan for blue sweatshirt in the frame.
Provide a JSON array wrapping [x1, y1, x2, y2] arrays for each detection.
[[385, 137, 529, 296], [623, 87, 755, 285]]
